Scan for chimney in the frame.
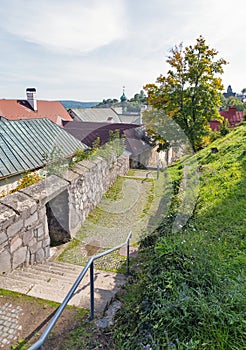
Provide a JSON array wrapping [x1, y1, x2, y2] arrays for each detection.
[[26, 88, 37, 111]]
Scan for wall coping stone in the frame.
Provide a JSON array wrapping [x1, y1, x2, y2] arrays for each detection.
[[0, 204, 18, 229], [21, 175, 69, 206], [96, 156, 109, 166], [0, 192, 37, 218], [60, 169, 80, 183], [73, 163, 91, 176], [77, 159, 97, 170]]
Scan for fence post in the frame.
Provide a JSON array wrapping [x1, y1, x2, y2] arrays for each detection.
[[90, 261, 94, 320]]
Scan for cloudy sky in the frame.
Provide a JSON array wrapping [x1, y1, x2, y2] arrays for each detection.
[[0, 0, 245, 101]]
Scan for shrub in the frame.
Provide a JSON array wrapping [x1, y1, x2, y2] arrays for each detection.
[[219, 119, 230, 136]]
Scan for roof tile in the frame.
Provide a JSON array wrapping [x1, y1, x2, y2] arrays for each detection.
[[0, 99, 72, 125]]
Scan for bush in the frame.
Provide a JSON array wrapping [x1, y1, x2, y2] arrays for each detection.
[[209, 131, 221, 142], [219, 119, 230, 136], [0, 171, 43, 198]]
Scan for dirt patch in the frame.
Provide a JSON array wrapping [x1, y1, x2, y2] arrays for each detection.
[[0, 291, 114, 350]]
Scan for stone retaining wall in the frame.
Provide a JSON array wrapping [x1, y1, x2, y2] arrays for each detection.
[[0, 152, 129, 274]]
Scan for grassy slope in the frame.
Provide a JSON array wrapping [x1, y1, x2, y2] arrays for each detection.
[[113, 125, 246, 349]]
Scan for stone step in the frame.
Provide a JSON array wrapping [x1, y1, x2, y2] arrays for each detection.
[[21, 264, 83, 282], [47, 261, 86, 273], [3, 270, 82, 290], [0, 261, 127, 314]]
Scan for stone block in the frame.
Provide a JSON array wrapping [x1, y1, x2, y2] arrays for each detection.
[[79, 159, 96, 170], [42, 237, 50, 248], [35, 248, 44, 262], [22, 175, 68, 206], [29, 241, 42, 254], [0, 232, 8, 246], [13, 246, 27, 269], [25, 212, 38, 228], [0, 204, 18, 230], [38, 207, 47, 220], [23, 230, 34, 245], [25, 250, 30, 266], [61, 169, 80, 182], [0, 249, 11, 274], [0, 192, 37, 218], [6, 220, 24, 238], [30, 253, 35, 265], [73, 163, 89, 176], [44, 246, 50, 258], [37, 225, 44, 239], [44, 218, 49, 237], [10, 236, 22, 253], [27, 237, 36, 249]]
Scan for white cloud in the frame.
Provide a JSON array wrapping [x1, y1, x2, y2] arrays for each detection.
[[0, 0, 127, 53], [0, 0, 245, 100]]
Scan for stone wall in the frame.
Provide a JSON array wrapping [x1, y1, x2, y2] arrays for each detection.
[[0, 152, 129, 274], [130, 147, 174, 169]]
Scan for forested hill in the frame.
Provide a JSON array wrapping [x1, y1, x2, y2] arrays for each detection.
[[60, 100, 99, 109]]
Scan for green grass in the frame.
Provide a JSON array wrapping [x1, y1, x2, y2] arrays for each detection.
[[104, 176, 125, 201], [113, 125, 246, 349], [0, 289, 62, 308]]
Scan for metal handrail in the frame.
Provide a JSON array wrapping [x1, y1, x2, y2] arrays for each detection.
[[28, 232, 132, 350]]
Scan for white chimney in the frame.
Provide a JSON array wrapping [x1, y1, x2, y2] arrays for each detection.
[[26, 88, 37, 111]]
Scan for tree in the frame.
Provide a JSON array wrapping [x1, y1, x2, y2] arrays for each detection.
[[227, 96, 244, 111], [144, 36, 227, 151], [130, 90, 147, 104]]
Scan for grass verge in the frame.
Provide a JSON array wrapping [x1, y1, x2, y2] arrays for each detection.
[[113, 125, 246, 349]]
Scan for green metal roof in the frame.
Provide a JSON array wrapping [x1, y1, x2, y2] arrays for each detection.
[[0, 118, 86, 179], [70, 108, 122, 123]]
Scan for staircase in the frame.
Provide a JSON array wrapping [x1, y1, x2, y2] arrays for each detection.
[[0, 261, 127, 313]]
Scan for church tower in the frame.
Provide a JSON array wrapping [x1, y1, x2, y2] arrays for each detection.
[[120, 86, 127, 113]]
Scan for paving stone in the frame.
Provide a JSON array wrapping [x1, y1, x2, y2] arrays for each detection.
[[0, 302, 22, 349]]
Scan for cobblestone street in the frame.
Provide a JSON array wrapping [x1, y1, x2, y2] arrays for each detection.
[[0, 302, 22, 349]]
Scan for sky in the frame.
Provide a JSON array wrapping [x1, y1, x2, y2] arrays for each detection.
[[0, 0, 245, 102]]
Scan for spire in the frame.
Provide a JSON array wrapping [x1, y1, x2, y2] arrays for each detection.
[[120, 86, 127, 103], [120, 86, 127, 114]]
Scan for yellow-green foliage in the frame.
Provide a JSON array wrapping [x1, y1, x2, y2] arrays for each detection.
[[0, 171, 42, 198]]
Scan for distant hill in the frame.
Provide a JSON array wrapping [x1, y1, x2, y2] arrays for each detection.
[[60, 101, 99, 109]]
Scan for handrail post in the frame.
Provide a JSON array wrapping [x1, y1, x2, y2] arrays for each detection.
[[90, 261, 94, 320], [127, 236, 130, 275]]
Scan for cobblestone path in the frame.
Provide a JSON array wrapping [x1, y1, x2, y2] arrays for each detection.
[[0, 302, 22, 349]]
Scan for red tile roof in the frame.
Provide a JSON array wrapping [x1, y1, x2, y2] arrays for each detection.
[[210, 107, 244, 130], [220, 107, 244, 125], [0, 99, 72, 125]]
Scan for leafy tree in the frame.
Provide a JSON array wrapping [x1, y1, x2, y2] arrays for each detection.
[[227, 96, 244, 111], [129, 90, 147, 104], [144, 36, 227, 151], [96, 90, 146, 112], [96, 98, 119, 108]]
